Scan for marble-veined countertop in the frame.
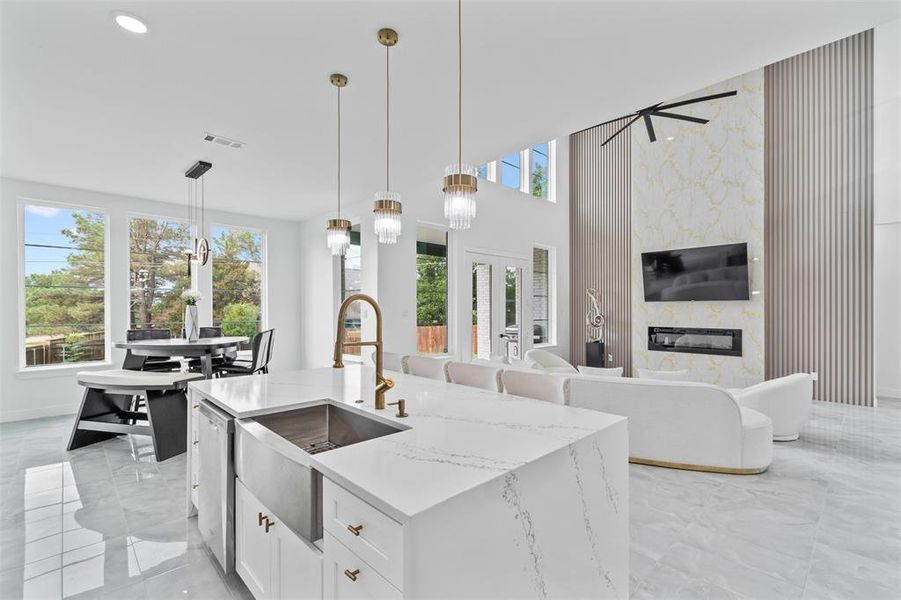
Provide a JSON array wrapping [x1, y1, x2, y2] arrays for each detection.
[[189, 365, 625, 522]]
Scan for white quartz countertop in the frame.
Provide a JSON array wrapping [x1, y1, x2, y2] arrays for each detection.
[[190, 365, 625, 522]]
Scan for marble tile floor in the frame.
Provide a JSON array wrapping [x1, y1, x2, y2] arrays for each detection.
[[1, 399, 898, 599]]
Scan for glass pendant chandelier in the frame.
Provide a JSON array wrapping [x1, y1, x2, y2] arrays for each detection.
[[373, 28, 402, 244], [443, 0, 477, 230], [326, 73, 351, 256]]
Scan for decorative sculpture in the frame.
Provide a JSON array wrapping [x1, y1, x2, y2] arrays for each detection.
[[586, 288, 606, 342]]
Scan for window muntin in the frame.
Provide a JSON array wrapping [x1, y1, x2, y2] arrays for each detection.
[[416, 226, 449, 355], [532, 247, 550, 345], [530, 143, 549, 199], [340, 227, 362, 356], [500, 153, 521, 189], [22, 203, 107, 367], [129, 217, 192, 333], [212, 225, 264, 338]]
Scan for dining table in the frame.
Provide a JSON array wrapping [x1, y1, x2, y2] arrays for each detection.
[[114, 336, 249, 379]]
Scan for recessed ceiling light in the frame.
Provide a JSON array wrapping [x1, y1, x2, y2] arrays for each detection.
[[113, 12, 148, 34], [666, 136, 675, 141]]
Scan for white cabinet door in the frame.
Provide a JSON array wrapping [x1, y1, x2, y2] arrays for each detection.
[[236, 480, 273, 600], [273, 523, 322, 600], [323, 532, 402, 600]]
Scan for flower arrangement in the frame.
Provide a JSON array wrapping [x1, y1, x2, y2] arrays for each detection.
[[181, 289, 203, 306]]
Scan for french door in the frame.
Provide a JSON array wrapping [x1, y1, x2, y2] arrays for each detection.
[[463, 252, 530, 362]]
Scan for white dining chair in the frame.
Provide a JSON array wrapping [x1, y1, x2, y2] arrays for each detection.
[[447, 361, 503, 392], [367, 351, 407, 372], [404, 355, 450, 381], [502, 370, 570, 405]]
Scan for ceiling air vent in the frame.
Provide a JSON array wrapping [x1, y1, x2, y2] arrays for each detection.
[[203, 133, 245, 150]]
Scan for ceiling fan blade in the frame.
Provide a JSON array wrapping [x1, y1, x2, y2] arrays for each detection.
[[651, 111, 710, 125], [643, 114, 657, 143], [655, 90, 737, 112], [594, 113, 638, 129], [600, 114, 641, 147]]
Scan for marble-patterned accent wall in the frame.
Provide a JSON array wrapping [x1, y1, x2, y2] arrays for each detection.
[[630, 70, 766, 388]]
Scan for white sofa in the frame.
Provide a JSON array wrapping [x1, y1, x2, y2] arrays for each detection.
[[523, 349, 578, 374], [730, 373, 813, 441], [568, 375, 773, 474]]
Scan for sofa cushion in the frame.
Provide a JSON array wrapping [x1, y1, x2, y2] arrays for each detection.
[[577, 365, 624, 378], [636, 367, 690, 381]]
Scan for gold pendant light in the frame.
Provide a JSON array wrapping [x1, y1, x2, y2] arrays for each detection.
[[326, 73, 351, 256], [373, 28, 402, 244], [443, 0, 477, 230]]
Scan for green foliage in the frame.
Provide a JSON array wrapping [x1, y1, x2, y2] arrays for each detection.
[[129, 218, 192, 331], [531, 163, 547, 198], [416, 254, 447, 326], [212, 229, 262, 329], [221, 303, 260, 338]]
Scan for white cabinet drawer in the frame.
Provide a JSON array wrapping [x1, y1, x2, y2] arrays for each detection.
[[322, 480, 403, 590], [323, 532, 402, 600]]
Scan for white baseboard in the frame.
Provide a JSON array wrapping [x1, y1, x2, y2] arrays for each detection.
[[0, 404, 76, 424], [876, 387, 901, 400]]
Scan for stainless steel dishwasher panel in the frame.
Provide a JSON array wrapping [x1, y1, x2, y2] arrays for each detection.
[[197, 401, 235, 573], [235, 420, 322, 543]]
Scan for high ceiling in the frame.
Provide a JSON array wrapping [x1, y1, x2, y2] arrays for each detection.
[[2, 1, 897, 220]]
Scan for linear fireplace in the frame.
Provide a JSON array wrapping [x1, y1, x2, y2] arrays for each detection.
[[647, 326, 742, 357]]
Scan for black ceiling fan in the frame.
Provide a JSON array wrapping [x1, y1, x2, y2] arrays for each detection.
[[598, 90, 738, 146]]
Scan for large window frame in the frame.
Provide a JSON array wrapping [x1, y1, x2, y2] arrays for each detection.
[[478, 140, 556, 202], [17, 198, 111, 371], [126, 212, 194, 334], [532, 245, 557, 348], [416, 223, 452, 356], [210, 223, 269, 337]]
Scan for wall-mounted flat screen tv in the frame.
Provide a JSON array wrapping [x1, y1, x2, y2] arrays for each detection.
[[641, 242, 750, 302]]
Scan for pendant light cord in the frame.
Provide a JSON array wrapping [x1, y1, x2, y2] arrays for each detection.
[[458, 0, 462, 171], [386, 43, 391, 191], [200, 175, 205, 237], [337, 84, 342, 217]]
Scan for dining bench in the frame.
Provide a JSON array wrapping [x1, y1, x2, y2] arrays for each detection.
[[68, 369, 204, 461]]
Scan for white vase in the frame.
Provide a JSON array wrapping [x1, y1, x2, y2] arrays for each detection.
[[185, 305, 199, 341]]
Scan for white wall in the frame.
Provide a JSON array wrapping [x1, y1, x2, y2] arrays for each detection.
[[299, 138, 571, 369], [0, 177, 305, 422], [874, 20, 901, 400], [630, 70, 766, 388]]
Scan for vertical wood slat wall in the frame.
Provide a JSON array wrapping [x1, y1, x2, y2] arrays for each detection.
[[569, 123, 632, 373], [764, 30, 874, 405]]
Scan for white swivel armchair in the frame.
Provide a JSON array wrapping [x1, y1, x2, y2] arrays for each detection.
[[447, 361, 503, 392], [523, 349, 578, 374], [731, 373, 813, 441]]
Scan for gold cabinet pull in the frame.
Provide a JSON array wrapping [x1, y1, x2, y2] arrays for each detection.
[[258, 512, 267, 527], [264, 517, 275, 533], [344, 569, 360, 582], [193, 404, 199, 409], [346, 524, 363, 536], [192, 440, 199, 447], [192, 483, 199, 489]]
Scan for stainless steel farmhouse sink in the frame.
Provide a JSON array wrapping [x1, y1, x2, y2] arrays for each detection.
[[235, 403, 404, 543]]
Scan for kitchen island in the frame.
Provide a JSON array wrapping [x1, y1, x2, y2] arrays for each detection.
[[187, 365, 628, 599]]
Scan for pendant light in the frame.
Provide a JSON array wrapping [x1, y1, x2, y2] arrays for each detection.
[[326, 73, 352, 256], [443, 0, 477, 230], [373, 28, 402, 245], [184, 161, 212, 276]]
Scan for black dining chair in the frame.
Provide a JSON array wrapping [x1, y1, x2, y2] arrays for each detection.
[[123, 329, 181, 372], [216, 329, 274, 377], [187, 326, 237, 372]]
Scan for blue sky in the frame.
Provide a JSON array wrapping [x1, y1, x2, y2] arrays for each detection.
[[23, 205, 101, 277]]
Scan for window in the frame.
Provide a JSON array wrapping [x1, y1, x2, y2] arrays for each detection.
[[22, 203, 107, 367], [477, 164, 488, 179], [129, 217, 192, 333], [212, 225, 265, 338], [340, 227, 361, 356], [532, 247, 552, 345], [500, 152, 521, 190], [530, 143, 549, 199], [416, 226, 449, 355]]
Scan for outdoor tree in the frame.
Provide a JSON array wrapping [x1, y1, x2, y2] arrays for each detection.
[[531, 163, 547, 198], [212, 228, 262, 334], [128, 218, 192, 332], [416, 254, 447, 326]]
